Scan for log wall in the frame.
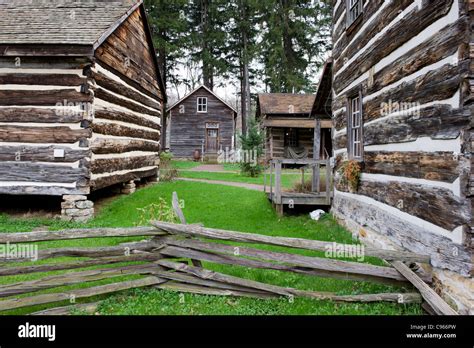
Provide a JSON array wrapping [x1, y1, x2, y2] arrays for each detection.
[[0, 57, 93, 196], [331, 0, 473, 286], [90, 7, 163, 191]]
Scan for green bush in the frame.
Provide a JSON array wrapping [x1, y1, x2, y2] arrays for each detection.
[[239, 118, 264, 177], [159, 152, 179, 181]]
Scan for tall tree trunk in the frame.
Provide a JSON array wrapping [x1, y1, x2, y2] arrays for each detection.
[[201, 0, 213, 90], [240, 0, 250, 135]]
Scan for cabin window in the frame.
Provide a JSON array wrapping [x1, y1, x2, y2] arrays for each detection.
[[284, 128, 299, 148], [346, 0, 363, 27], [348, 95, 363, 160], [197, 97, 208, 113]]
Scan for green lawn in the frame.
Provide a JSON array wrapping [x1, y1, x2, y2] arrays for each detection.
[[0, 181, 421, 315], [171, 160, 203, 170]]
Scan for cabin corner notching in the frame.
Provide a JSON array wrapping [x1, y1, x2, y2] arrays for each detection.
[[0, 1, 166, 221], [331, 0, 473, 313]]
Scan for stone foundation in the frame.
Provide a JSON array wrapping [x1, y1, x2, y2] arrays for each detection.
[[61, 195, 94, 223], [332, 207, 474, 315], [121, 180, 136, 194]]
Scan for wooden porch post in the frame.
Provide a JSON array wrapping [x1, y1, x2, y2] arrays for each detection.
[[312, 119, 321, 193]]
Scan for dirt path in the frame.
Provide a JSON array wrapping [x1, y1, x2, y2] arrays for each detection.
[[177, 177, 269, 192]]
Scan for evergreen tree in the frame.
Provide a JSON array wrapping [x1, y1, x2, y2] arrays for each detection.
[[258, 0, 332, 93]]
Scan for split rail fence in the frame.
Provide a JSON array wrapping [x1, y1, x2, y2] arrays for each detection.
[[0, 193, 457, 315]]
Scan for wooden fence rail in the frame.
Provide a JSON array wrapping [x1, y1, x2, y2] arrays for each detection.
[[0, 192, 456, 315]]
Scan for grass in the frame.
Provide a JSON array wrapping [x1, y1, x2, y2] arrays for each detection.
[[171, 160, 202, 170], [0, 181, 422, 315]]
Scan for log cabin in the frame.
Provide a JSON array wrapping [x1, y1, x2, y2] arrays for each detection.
[[167, 85, 237, 161], [0, 0, 166, 222], [331, 0, 473, 313]]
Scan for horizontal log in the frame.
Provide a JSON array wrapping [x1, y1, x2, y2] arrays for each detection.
[[0, 107, 84, 123], [0, 185, 88, 196], [0, 126, 91, 144], [0, 254, 162, 277], [0, 276, 167, 312], [363, 151, 462, 183], [0, 44, 94, 57], [391, 261, 457, 315], [354, 180, 470, 231], [0, 73, 86, 86], [333, 105, 471, 150], [88, 69, 162, 111], [31, 302, 100, 315], [159, 237, 424, 284], [156, 281, 274, 299], [91, 155, 157, 175], [91, 167, 158, 191], [0, 145, 90, 163], [0, 226, 166, 244], [0, 241, 155, 263], [159, 260, 422, 304], [151, 221, 430, 263], [0, 162, 88, 183], [332, 194, 473, 276], [94, 87, 160, 117], [159, 245, 405, 285], [0, 89, 93, 106], [363, 62, 466, 124], [0, 57, 91, 70], [0, 264, 158, 298], [91, 122, 160, 142], [90, 137, 160, 154], [95, 108, 161, 131]]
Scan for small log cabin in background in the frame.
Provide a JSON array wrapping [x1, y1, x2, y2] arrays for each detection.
[[256, 61, 333, 162], [0, 0, 166, 222], [331, 0, 473, 313], [167, 85, 237, 161]]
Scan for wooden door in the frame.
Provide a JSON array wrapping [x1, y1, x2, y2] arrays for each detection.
[[206, 128, 218, 153]]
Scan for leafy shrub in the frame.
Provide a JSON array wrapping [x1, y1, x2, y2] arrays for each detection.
[[136, 197, 178, 226], [159, 152, 179, 182], [239, 118, 264, 177]]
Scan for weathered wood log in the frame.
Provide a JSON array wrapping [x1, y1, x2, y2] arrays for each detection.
[[91, 155, 157, 175], [159, 237, 427, 284], [91, 122, 160, 142], [332, 194, 472, 276], [0, 254, 162, 277], [156, 281, 275, 299], [0, 162, 88, 183], [391, 261, 458, 315], [95, 108, 161, 131], [0, 226, 166, 244], [355, 180, 470, 231], [0, 241, 155, 263], [88, 70, 162, 111], [333, 0, 454, 93], [0, 89, 93, 106], [0, 264, 158, 298], [94, 87, 160, 117], [0, 57, 91, 70], [0, 185, 87, 196], [0, 126, 91, 144], [151, 221, 430, 263], [90, 137, 160, 155], [0, 107, 84, 123], [158, 260, 422, 304], [0, 276, 167, 312], [0, 45, 94, 57], [31, 301, 100, 316], [0, 73, 86, 86], [90, 167, 158, 191], [363, 151, 462, 183], [159, 244, 415, 286], [0, 145, 90, 163]]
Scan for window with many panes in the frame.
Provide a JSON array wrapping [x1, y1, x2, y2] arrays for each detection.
[[197, 97, 208, 113], [346, 0, 363, 27], [348, 95, 363, 160]]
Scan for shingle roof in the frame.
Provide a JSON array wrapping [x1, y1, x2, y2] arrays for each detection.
[[257, 93, 316, 115], [0, 0, 139, 45]]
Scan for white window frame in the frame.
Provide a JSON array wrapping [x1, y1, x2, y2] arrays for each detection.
[[197, 97, 208, 113], [348, 94, 363, 160]]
